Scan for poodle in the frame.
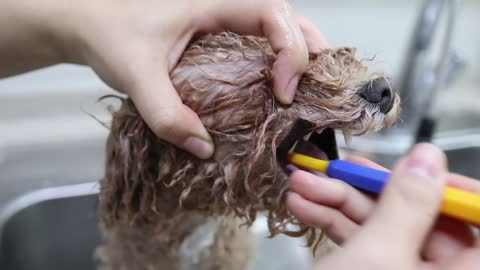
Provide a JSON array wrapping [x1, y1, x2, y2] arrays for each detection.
[[95, 32, 400, 270]]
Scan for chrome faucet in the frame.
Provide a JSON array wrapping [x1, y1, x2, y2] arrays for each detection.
[[388, 0, 466, 140]]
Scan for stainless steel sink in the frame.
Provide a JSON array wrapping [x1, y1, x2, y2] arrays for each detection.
[[1, 133, 479, 270], [2, 141, 478, 270], [0, 183, 101, 270], [0, 183, 312, 270], [1, 142, 478, 270], [0, 94, 478, 270], [445, 147, 480, 179]]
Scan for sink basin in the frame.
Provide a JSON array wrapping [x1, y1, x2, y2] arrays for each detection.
[[0, 184, 101, 270], [0, 183, 312, 270], [444, 147, 480, 179], [1, 115, 478, 270]]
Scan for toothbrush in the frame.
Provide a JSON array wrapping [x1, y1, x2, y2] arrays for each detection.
[[287, 152, 480, 226]]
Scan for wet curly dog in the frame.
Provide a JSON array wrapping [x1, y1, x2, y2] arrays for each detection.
[[95, 32, 400, 270]]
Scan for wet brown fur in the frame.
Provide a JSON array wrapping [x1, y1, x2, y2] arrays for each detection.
[[96, 32, 400, 269]]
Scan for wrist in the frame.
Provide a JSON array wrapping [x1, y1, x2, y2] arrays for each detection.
[[0, 0, 69, 75], [34, 0, 86, 64], [14, 0, 97, 66]]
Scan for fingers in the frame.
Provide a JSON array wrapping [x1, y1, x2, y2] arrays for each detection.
[[260, 2, 307, 104], [422, 216, 476, 262], [447, 173, 480, 194], [287, 191, 358, 244], [289, 170, 375, 224], [433, 240, 480, 270], [130, 69, 214, 159], [287, 157, 385, 244], [295, 14, 330, 53], [445, 247, 480, 270], [421, 179, 478, 263], [202, 0, 324, 104], [355, 143, 448, 258]]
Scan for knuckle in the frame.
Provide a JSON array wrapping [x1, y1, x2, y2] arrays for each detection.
[[279, 46, 308, 74], [310, 209, 338, 233], [150, 108, 181, 139], [291, 43, 309, 68], [399, 180, 439, 206], [303, 214, 325, 230], [335, 184, 350, 209], [389, 180, 440, 221], [320, 214, 336, 232]]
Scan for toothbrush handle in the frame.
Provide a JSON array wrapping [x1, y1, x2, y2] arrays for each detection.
[[327, 160, 390, 193], [442, 187, 480, 226], [327, 160, 480, 226]]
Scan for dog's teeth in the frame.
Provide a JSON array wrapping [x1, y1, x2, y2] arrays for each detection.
[[303, 131, 313, 141], [288, 141, 299, 154], [342, 129, 353, 146], [315, 128, 324, 134]]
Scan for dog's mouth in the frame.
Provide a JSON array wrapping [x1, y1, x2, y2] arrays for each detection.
[[276, 119, 340, 175]]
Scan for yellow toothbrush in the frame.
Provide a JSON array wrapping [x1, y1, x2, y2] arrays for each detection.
[[288, 152, 480, 226]]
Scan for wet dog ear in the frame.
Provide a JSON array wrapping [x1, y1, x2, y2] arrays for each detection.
[[100, 98, 161, 226], [335, 47, 357, 56]]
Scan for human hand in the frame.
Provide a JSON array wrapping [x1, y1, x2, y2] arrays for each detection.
[[288, 143, 480, 269], [48, 0, 328, 159]]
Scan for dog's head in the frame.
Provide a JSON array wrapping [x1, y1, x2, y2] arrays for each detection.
[[291, 48, 398, 134], [100, 32, 400, 246]]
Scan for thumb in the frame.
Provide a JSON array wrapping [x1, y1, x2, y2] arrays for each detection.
[[355, 143, 447, 258], [129, 70, 214, 159]]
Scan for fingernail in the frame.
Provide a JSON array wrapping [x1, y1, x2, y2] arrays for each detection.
[[183, 136, 214, 159], [404, 144, 443, 179], [284, 74, 300, 104]]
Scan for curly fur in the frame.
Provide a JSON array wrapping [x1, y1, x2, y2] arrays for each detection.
[[96, 32, 400, 269]]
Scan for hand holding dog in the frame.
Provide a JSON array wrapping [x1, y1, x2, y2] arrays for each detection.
[[288, 143, 480, 270], [0, 0, 328, 159]]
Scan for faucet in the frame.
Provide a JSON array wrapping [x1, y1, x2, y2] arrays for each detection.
[[386, 0, 466, 142], [337, 0, 470, 169]]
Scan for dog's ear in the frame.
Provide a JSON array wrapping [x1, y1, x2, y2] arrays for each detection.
[[328, 47, 358, 67], [335, 47, 357, 56], [100, 98, 160, 226]]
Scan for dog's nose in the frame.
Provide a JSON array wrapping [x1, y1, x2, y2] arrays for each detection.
[[359, 77, 394, 114]]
